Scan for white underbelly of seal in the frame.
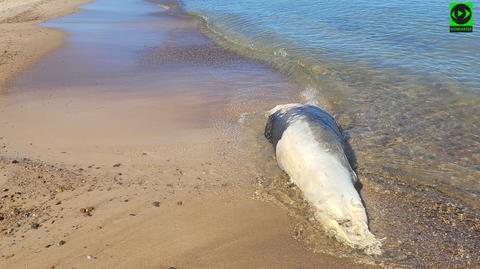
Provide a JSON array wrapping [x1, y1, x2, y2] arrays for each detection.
[[276, 120, 382, 255]]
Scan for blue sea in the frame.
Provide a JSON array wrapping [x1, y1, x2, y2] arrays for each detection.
[[182, 0, 479, 89], [180, 0, 480, 203]]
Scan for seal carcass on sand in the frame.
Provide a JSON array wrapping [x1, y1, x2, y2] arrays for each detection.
[[265, 103, 382, 255]]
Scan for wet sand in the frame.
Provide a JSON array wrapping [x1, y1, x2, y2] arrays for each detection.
[[0, 0, 373, 268], [0, 0, 91, 92], [1, 0, 479, 268]]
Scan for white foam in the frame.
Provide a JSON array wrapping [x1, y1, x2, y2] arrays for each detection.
[[274, 48, 288, 57], [238, 112, 249, 124], [301, 87, 319, 106], [155, 4, 171, 10]]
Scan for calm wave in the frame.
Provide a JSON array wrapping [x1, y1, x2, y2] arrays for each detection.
[[180, 0, 480, 204]]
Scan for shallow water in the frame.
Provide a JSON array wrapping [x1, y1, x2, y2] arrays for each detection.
[[1, 0, 479, 267], [180, 0, 480, 205], [182, 0, 480, 89], [1, 0, 297, 164]]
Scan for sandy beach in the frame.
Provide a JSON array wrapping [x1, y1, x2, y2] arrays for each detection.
[[0, 0, 479, 268], [0, 1, 363, 268], [0, 0, 92, 93]]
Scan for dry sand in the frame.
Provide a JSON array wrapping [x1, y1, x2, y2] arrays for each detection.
[[0, 1, 479, 268]]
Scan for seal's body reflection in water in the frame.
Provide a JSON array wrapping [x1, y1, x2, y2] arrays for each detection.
[[265, 104, 382, 255]]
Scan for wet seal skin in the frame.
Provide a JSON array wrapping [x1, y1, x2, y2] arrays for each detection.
[[265, 103, 382, 255]]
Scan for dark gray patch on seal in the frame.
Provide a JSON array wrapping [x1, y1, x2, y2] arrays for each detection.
[[265, 105, 340, 147], [265, 104, 356, 181]]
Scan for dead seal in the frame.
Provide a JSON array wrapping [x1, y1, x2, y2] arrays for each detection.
[[265, 103, 381, 255]]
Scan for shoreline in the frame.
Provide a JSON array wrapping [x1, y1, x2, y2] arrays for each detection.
[[174, 0, 480, 209], [0, 0, 479, 268], [0, 1, 372, 268], [0, 0, 91, 93]]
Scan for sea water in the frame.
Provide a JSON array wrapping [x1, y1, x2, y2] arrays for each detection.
[[181, 0, 480, 204]]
